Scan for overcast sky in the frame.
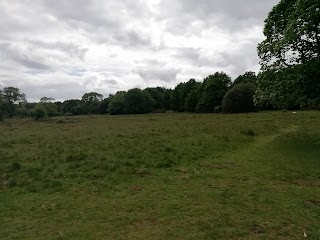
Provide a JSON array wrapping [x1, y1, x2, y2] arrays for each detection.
[[0, 0, 279, 102]]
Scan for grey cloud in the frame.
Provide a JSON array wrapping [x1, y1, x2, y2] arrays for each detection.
[[174, 47, 218, 67], [103, 78, 118, 86], [112, 30, 151, 48], [135, 67, 181, 83], [175, 48, 201, 63], [29, 41, 88, 60], [34, 0, 154, 48], [159, 0, 279, 34], [0, 42, 52, 70]]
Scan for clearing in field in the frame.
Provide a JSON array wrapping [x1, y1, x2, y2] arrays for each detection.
[[0, 111, 320, 239]]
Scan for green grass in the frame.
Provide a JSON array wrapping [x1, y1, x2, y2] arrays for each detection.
[[1, 111, 320, 239]]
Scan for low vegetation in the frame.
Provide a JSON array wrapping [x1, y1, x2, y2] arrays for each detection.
[[1, 111, 320, 239]]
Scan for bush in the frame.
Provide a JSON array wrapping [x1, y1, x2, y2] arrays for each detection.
[[16, 107, 29, 118], [45, 104, 59, 117], [222, 83, 257, 113], [34, 106, 46, 120]]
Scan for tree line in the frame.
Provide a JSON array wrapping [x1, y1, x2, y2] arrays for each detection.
[[1, 0, 319, 121], [0, 70, 257, 120]]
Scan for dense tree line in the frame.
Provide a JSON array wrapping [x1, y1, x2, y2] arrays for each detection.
[[0, 70, 259, 120], [1, 0, 318, 120]]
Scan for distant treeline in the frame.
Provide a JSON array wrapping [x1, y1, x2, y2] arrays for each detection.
[[0, 71, 259, 120]]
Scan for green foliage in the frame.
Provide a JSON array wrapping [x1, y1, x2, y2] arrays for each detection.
[[78, 92, 104, 115], [1, 86, 26, 117], [0, 91, 3, 121], [16, 105, 30, 118], [44, 103, 59, 117], [34, 105, 46, 120], [170, 83, 183, 111], [256, 0, 320, 109], [97, 98, 110, 114], [81, 92, 103, 102], [108, 91, 126, 115], [222, 83, 257, 113], [170, 79, 200, 112], [40, 97, 55, 103], [123, 88, 155, 114], [0, 107, 3, 121], [108, 89, 156, 115], [196, 72, 231, 113], [233, 71, 257, 86], [258, 0, 319, 70], [145, 87, 171, 110], [255, 59, 320, 109], [61, 99, 81, 115], [185, 83, 202, 112]]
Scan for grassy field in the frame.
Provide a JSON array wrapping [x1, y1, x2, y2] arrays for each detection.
[[1, 111, 320, 239]]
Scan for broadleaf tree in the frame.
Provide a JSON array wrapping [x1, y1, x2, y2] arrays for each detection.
[[256, 0, 320, 109]]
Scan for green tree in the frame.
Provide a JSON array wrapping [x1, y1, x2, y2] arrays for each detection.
[[80, 92, 103, 114], [97, 98, 110, 114], [170, 83, 184, 111], [196, 72, 231, 113], [81, 92, 103, 102], [123, 89, 155, 114], [233, 71, 257, 86], [0, 89, 4, 121], [45, 103, 60, 117], [145, 87, 169, 110], [222, 83, 257, 113], [185, 82, 202, 112], [1, 87, 26, 117], [40, 97, 55, 103], [163, 88, 172, 110], [256, 0, 320, 109], [34, 105, 46, 120], [108, 91, 126, 115], [170, 79, 199, 112], [61, 99, 81, 115]]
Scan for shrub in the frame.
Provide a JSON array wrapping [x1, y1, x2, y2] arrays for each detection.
[[222, 83, 257, 113], [45, 104, 59, 117], [34, 106, 46, 120], [16, 107, 29, 118]]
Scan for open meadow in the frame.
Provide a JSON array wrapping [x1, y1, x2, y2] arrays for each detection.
[[1, 111, 320, 239]]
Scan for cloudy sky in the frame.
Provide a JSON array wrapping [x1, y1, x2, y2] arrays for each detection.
[[0, 0, 279, 102]]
